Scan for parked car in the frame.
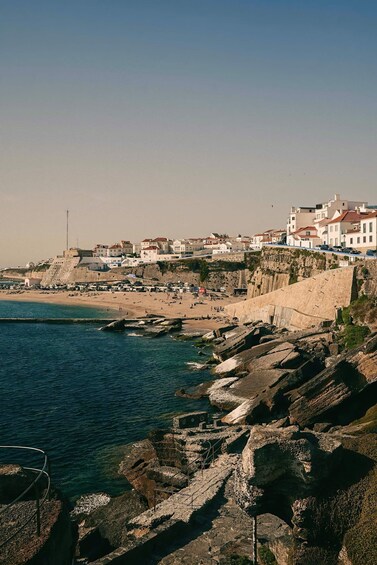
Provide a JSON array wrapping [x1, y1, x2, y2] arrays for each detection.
[[350, 249, 361, 255], [319, 244, 330, 251], [366, 249, 377, 257], [332, 246, 343, 252]]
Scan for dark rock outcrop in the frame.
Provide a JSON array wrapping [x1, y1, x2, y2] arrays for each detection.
[[289, 337, 377, 427]]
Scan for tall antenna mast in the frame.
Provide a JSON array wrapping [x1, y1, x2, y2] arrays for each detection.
[[66, 209, 69, 250]]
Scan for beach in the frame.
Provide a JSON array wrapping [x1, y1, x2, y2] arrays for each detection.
[[0, 289, 242, 330]]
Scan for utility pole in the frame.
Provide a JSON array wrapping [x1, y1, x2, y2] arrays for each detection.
[[66, 209, 69, 250]]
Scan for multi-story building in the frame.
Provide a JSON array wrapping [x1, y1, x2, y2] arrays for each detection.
[[172, 239, 205, 256], [120, 240, 133, 255], [323, 211, 368, 247], [314, 194, 367, 224], [344, 211, 377, 251], [93, 244, 108, 257], [287, 206, 316, 237], [141, 237, 171, 253], [140, 246, 161, 263]]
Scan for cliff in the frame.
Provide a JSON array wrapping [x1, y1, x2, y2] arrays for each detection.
[[226, 267, 357, 330], [248, 247, 363, 298]]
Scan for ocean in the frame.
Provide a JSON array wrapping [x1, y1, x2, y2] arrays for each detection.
[[0, 301, 213, 499]]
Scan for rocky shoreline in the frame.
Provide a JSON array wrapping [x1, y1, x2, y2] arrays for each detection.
[[1, 311, 376, 564]]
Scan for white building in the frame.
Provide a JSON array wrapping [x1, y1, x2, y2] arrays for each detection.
[[314, 193, 368, 224], [93, 244, 108, 257], [287, 206, 316, 238], [324, 211, 368, 247], [140, 246, 161, 263], [344, 211, 377, 251], [250, 229, 286, 249], [141, 237, 171, 253], [286, 226, 321, 249], [172, 239, 204, 256]]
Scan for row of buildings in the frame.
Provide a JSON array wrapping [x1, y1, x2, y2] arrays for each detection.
[[285, 194, 377, 251], [56, 194, 376, 273], [91, 234, 252, 268]]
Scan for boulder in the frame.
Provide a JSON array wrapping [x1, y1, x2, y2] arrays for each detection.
[[234, 425, 342, 519], [99, 319, 125, 331], [118, 440, 159, 505]]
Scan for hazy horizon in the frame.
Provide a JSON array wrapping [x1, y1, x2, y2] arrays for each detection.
[[1, 1, 377, 267]]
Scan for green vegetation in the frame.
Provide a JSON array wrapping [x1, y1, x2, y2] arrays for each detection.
[[340, 323, 370, 350], [339, 296, 372, 350], [259, 545, 277, 564]]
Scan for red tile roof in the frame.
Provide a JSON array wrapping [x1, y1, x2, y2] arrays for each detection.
[[143, 246, 159, 251], [363, 211, 377, 220], [291, 226, 317, 235], [327, 211, 368, 224]]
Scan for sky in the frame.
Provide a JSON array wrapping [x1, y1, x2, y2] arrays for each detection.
[[1, 0, 377, 266]]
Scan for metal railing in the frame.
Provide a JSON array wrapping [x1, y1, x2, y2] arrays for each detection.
[[0, 445, 51, 549]]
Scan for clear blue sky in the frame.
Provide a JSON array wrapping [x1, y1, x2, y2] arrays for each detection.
[[1, 1, 376, 265]]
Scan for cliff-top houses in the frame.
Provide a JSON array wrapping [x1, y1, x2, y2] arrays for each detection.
[[284, 193, 377, 252], [79, 192, 377, 273]]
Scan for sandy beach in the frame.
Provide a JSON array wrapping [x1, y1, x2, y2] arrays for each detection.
[[0, 289, 243, 330]]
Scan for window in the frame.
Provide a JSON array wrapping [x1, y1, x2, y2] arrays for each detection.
[[370, 236, 373, 243], [357, 237, 360, 244], [350, 238, 353, 244], [363, 224, 366, 233], [370, 222, 373, 232], [363, 236, 366, 243]]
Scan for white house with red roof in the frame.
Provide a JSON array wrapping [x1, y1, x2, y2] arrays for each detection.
[[141, 237, 171, 253], [286, 226, 321, 249], [140, 245, 161, 263], [324, 210, 369, 247], [343, 210, 377, 251]]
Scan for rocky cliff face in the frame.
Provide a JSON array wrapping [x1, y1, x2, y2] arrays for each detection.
[[248, 247, 363, 298]]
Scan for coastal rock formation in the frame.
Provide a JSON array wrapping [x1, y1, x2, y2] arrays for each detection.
[[213, 324, 272, 361], [289, 335, 377, 427], [232, 425, 376, 564]]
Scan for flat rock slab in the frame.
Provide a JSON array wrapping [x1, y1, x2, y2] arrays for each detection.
[[130, 454, 238, 529], [229, 368, 288, 400], [213, 339, 285, 377], [214, 326, 271, 362]]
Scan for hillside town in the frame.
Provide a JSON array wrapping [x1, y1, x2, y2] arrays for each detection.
[[62, 193, 377, 269]]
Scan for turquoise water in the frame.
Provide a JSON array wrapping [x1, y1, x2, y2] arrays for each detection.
[[0, 301, 212, 499]]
